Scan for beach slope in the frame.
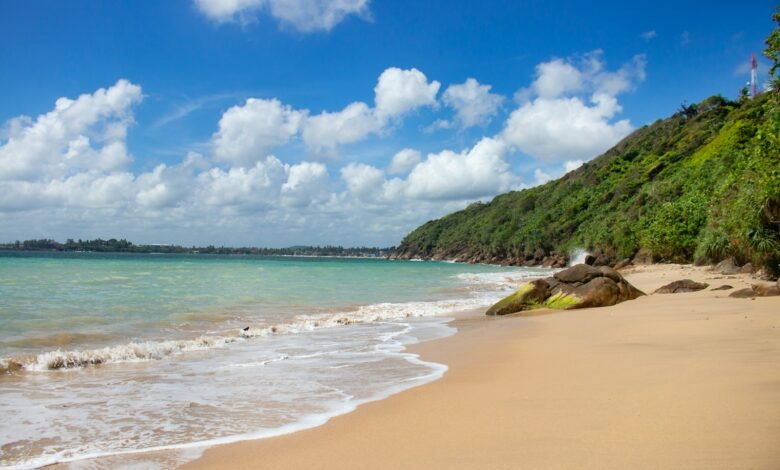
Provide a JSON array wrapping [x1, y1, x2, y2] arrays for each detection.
[[185, 264, 780, 469]]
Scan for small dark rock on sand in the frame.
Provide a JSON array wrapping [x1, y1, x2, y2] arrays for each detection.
[[655, 279, 709, 294], [728, 284, 780, 298]]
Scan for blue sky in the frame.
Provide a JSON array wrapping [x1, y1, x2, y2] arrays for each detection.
[[0, 0, 776, 246]]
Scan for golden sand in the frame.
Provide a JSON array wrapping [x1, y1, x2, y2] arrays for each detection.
[[181, 264, 780, 469]]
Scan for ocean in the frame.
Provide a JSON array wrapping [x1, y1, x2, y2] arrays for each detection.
[[0, 252, 551, 468]]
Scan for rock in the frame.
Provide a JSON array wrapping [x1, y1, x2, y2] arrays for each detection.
[[740, 263, 753, 274], [751, 283, 780, 297], [632, 248, 653, 265], [714, 258, 741, 275], [729, 288, 756, 298], [584, 254, 597, 266], [553, 264, 603, 284], [597, 266, 622, 283], [572, 277, 621, 308], [711, 285, 733, 291], [654, 279, 709, 294], [614, 258, 632, 270], [486, 279, 550, 316], [486, 264, 645, 315]]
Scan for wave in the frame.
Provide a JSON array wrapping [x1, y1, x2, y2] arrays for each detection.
[[1, 297, 489, 373], [454, 268, 552, 290], [568, 248, 591, 266]]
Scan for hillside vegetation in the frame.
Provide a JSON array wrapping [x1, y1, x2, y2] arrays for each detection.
[[394, 92, 780, 275]]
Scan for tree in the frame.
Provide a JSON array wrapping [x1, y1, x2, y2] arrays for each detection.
[[765, 7, 780, 88]]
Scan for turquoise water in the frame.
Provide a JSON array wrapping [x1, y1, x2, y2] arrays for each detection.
[[0, 252, 550, 468]]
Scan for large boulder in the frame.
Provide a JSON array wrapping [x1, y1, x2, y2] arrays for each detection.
[[553, 264, 603, 284], [486, 279, 550, 316], [654, 279, 709, 294], [486, 264, 645, 315]]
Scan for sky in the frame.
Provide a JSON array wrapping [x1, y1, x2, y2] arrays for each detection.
[[0, 0, 776, 247]]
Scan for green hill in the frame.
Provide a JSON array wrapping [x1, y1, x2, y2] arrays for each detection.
[[393, 92, 780, 275]]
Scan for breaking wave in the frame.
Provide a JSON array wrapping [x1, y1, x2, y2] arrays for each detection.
[[2, 296, 492, 373]]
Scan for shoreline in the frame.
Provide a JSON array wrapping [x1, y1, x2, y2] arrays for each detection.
[[182, 264, 780, 469]]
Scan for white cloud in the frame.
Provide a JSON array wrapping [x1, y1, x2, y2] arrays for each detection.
[[423, 118, 452, 133], [194, 0, 370, 32], [564, 159, 584, 172], [502, 51, 645, 162], [641, 30, 656, 41], [301, 67, 441, 154], [442, 78, 504, 128], [533, 168, 551, 185], [374, 67, 440, 120], [281, 161, 330, 207], [268, 0, 371, 32], [404, 137, 518, 201], [503, 94, 632, 162], [341, 162, 385, 202], [387, 148, 421, 174], [302, 102, 381, 154], [0, 50, 647, 247], [0, 79, 142, 182], [531, 59, 584, 99], [213, 98, 306, 167]]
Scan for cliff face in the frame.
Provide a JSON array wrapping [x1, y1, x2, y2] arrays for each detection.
[[393, 94, 780, 273]]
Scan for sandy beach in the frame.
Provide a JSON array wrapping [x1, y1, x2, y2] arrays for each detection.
[[183, 264, 780, 469]]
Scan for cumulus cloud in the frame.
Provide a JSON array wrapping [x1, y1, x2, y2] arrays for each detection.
[[1, 49, 647, 246], [374, 67, 440, 120], [403, 137, 518, 201], [301, 67, 440, 154], [564, 159, 584, 173], [339, 138, 519, 205], [442, 78, 504, 128], [0, 79, 142, 181], [533, 168, 552, 185], [302, 102, 381, 154], [502, 51, 645, 162], [213, 98, 306, 166], [641, 30, 656, 41], [387, 148, 421, 174], [341, 162, 385, 202], [194, 0, 370, 32]]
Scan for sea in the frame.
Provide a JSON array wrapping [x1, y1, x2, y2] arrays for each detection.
[[0, 251, 552, 469]]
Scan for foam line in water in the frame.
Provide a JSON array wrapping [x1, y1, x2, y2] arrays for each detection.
[[3, 319, 452, 470], [2, 295, 494, 373]]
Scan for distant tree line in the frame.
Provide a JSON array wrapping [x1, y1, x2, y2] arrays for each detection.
[[0, 238, 396, 257]]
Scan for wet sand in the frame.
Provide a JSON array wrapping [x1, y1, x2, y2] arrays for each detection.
[[181, 264, 780, 469]]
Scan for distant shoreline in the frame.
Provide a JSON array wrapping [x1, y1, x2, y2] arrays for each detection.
[[0, 239, 395, 258]]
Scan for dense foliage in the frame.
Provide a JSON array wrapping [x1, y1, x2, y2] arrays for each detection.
[[395, 92, 780, 275]]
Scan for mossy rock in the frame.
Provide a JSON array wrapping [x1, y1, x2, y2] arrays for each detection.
[[486, 279, 550, 316], [543, 291, 582, 309]]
